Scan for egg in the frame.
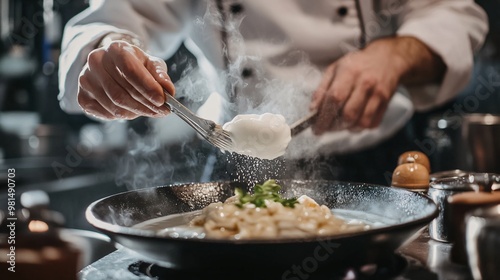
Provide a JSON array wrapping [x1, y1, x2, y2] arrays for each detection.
[[391, 161, 430, 190], [398, 151, 431, 172]]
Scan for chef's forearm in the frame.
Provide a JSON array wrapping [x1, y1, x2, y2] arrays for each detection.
[[396, 36, 446, 85], [364, 36, 446, 86]]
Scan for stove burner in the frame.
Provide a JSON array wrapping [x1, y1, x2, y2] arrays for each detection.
[[128, 254, 408, 280]]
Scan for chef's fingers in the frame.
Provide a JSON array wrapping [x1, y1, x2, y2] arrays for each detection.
[[81, 72, 140, 119], [310, 64, 336, 111], [341, 76, 374, 127], [368, 95, 389, 128], [145, 56, 176, 98], [92, 92, 138, 120], [77, 87, 115, 120], [106, 42, 165, 106], [359, 87, 390, 129], [101, 54, 170, 116], [97, 70, 160, 118], [313, 66, 356, 134], [78, 66, 118, 120]]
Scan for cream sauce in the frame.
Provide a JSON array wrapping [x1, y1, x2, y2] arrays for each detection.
[[133, 208, 390, 240]]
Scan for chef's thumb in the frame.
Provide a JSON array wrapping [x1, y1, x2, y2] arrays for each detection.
[[147, 57, 176, 98]]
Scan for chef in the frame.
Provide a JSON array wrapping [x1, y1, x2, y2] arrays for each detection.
[[58, 0, 488, 184]]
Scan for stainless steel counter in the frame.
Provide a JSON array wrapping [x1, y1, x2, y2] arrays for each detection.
[[398, 229, 472, 280]]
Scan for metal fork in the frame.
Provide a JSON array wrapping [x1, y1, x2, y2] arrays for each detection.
[[163, 91, 233, 151]]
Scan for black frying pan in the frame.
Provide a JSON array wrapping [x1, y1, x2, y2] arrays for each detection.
[[86, 180, 437, 270]]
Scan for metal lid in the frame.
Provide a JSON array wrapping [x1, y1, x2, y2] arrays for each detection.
[[430, 169, 468, 181], [430, 172, 500, 191]]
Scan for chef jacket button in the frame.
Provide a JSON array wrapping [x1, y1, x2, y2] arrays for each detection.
[[337, 6, 348, 17], [241, 68, 253, 78], [230, 3, 244, 14]]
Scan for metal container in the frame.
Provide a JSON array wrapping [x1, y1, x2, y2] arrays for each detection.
[[466, 205, 500, 280], [462, 114, 500, 173], [428, 171, 500, 242], [425, 115, 463, 171], [428, 170, 474, 242]]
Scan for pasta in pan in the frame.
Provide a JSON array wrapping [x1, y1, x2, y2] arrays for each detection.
[[190, 180, 367, 239]]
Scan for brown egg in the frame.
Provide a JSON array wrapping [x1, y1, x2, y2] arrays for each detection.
[[398, 151, 431, 172], [392, 162, 430, 190]]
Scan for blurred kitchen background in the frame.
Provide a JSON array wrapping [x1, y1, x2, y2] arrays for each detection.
[[0, 0, 198, 233], [0, 0, 499, 232]]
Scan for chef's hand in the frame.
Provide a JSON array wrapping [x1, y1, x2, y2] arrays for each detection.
[[77, 39, 175, 120], [310, 36, 445, 134]]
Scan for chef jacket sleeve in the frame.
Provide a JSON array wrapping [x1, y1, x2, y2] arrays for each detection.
[[58, 0, 193, 114], [396, 0, 488, 111]]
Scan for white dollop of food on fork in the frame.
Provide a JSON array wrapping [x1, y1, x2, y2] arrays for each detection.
[[222, 113, 292, 160]]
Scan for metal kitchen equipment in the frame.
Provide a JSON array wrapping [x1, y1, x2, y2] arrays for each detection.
[[86, 180, 437, 269], [448, 191, 500, 264], [425, 115, 463, 171], [466, 204, 500, 280], [163, 91, 233, 151], [462, 114, 500, 173], [428, 170, 473, 242], [428, 171, 500, 242]]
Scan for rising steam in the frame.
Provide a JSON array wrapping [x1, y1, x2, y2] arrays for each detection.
[[115, 2, 328, 190]]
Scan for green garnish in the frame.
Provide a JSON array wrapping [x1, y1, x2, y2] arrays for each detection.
[[235, 180, 298, 208]]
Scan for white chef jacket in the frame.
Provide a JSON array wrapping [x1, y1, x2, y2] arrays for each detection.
[[58, 0, 488, 158]]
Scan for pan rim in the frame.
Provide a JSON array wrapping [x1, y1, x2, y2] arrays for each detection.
[[85, 180, 438, 245]]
